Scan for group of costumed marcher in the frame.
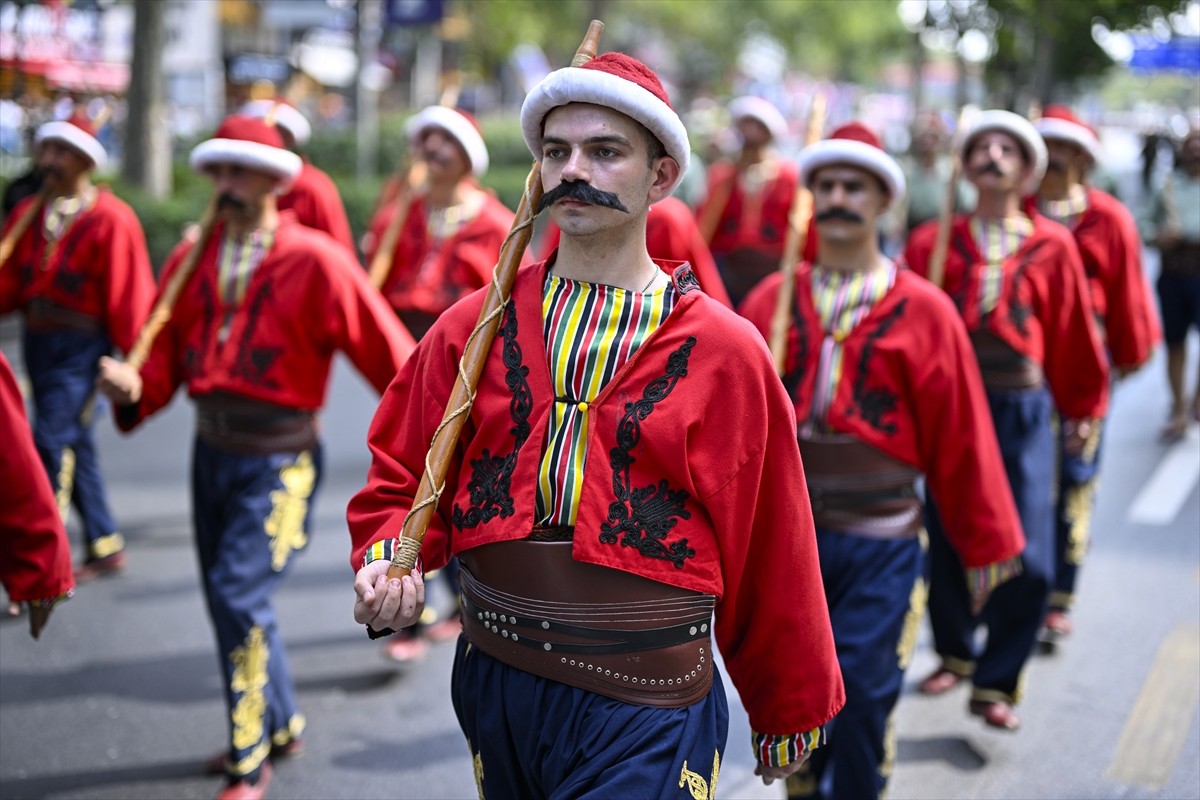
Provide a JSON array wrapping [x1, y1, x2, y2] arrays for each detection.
[[0, 34, 1173, 800]]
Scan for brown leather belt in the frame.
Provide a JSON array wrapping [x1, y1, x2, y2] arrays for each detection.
[[800, 435, 923, 538], [458, 539, 716, 708], [24, 299, 103, 335], [969, 330, 1044, 390], [194, 393, 317, 455]]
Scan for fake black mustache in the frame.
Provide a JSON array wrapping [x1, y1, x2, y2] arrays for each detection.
[[973, 161, 1005, 177], [536, 179, 629, 214], [815, 207, 865, 224], [217, 193, 247, 212]]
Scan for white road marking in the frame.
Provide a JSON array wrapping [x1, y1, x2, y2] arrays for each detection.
[[1127, 427, 1200, 526]]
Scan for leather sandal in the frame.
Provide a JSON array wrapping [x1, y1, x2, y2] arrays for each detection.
[[969, 699, 1021, 731], [918, 665, 966, 695]]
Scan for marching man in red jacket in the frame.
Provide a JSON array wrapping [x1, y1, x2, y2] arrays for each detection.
[[349, 52, 843, 799]]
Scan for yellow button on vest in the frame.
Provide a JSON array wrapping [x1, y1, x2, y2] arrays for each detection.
[[577, 401, 589, 413]]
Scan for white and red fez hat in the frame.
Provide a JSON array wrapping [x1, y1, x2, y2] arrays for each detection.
[[728, 96, 789, 143], [189, 115, 303, 187], [960, 109, 1048, 192], [797, 121, 906, 206], [406, 106, 490, 176], [36, 112, 107, 169], [240, 99, 312, 146], [520, 52, 691, 191], [1034, 104, 1102, 162]]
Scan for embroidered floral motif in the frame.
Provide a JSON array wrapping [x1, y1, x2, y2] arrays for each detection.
[[598, 337, 696, 568], [1008, 241, 1044, 338], [49, 215, 99, 295], [230, 625, 270, 758], [453, 305, 532, 530], [230, 283, 282, 387], [679, 750, 720, 800], [184, 290, 217, 379], [850, 299, 906, 434], [264, 451, 315, 571], [674, 264, 700, 295], [950, 228, 974, 312], [782, 302, 811, 400]]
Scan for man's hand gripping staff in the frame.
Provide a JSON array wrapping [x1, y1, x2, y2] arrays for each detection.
[[352, 20, 607, 634]]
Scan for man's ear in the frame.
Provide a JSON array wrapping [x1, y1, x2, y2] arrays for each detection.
[[647, 156, 681, 204]]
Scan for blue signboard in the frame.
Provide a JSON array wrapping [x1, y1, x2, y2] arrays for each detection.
[[384, 0, 444, 27], [1128, 36, 1200, 74]]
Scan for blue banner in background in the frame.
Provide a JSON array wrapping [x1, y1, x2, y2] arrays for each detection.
[[1128, 36, 1200, 74], [384, 0, 445, 27]]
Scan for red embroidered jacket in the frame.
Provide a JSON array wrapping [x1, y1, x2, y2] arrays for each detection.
[[0, 352, 74, 603], [1028, 189, 1161, 371], [279, 161, 356, 254], [697, 158, 799, 259], [117, 213, 413, 427], [740, 265, 1026, 569], [0, 188, 155, 354], [904, 213, 1110, 421], [531, 198, 733, 308], [364, 188, 518, 318], [348, 260, 845, 737]]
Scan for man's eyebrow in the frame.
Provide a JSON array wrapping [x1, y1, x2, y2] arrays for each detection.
[[542, 134, 634, 148]]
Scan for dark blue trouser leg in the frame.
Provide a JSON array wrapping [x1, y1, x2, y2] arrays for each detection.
[[788, 530, 924, 800], [192, 438, 322, 781], [925, 386, 1055, 704], [23, 329, 120, 559], [451, 638, 728, 800]]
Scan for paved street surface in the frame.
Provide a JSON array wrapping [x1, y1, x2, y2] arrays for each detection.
[[2, 259, 1198, 799]]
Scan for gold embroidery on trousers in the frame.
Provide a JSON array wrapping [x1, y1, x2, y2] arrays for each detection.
[[897, 574, 928, 670], [55, 446, 75, 524], [470, 742, 485, 800], [79, 392, 95, 427], [230, 626, 270, 754], [271, 713, 306, 747], [1063, 479, 1097, 565], [679, 750, 720, 800], [90, 532, 125, 560], [264, 451, 315, 571]]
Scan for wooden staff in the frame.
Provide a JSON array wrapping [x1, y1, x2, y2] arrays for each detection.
[[126, 199, 218, 369], [0, 186, 50, 271], [927, 107, 970, 289], [767, 93, 826, 375], [386, 20, 605, 578], [366, 159, 428, 290]]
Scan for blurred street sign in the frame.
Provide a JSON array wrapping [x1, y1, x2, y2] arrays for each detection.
[[385, 0, 444, 27], [226, 53, 290, 85], [1128, 36, 1200, 74]]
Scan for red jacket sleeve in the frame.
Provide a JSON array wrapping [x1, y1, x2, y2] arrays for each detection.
[[0, 353, 74, 603], [1038, 231, 1110, 420], [102, 199, 156, 354], [708, 371, 845, 736], [1090, 193, 1161, 370]]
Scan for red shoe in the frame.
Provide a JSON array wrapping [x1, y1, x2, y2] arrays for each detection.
[[424, 614, 463, 643], [217, 762, 272, 800], [205, 738, 305, 775], [969, 699, 1021, 731], [74, 551, 126, 582], [918, 665, 966, 695], [383, 635, 430, 663]]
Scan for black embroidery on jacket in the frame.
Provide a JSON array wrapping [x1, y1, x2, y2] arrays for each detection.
[[1008, 241, 1045, 338], [781, 301, 810, 401], [949, 228, 974, 312], [229, 282, 282, 388], [453, 305, 532, 530], [850, 298, 906, 435], [674, 265, 700, 295], [598, 337, 696, 569], [50, 215, 100, 297], [183, 289, 216, 379]]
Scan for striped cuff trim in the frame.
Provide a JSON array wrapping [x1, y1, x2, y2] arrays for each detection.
[[752, 726, 826, 768]]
